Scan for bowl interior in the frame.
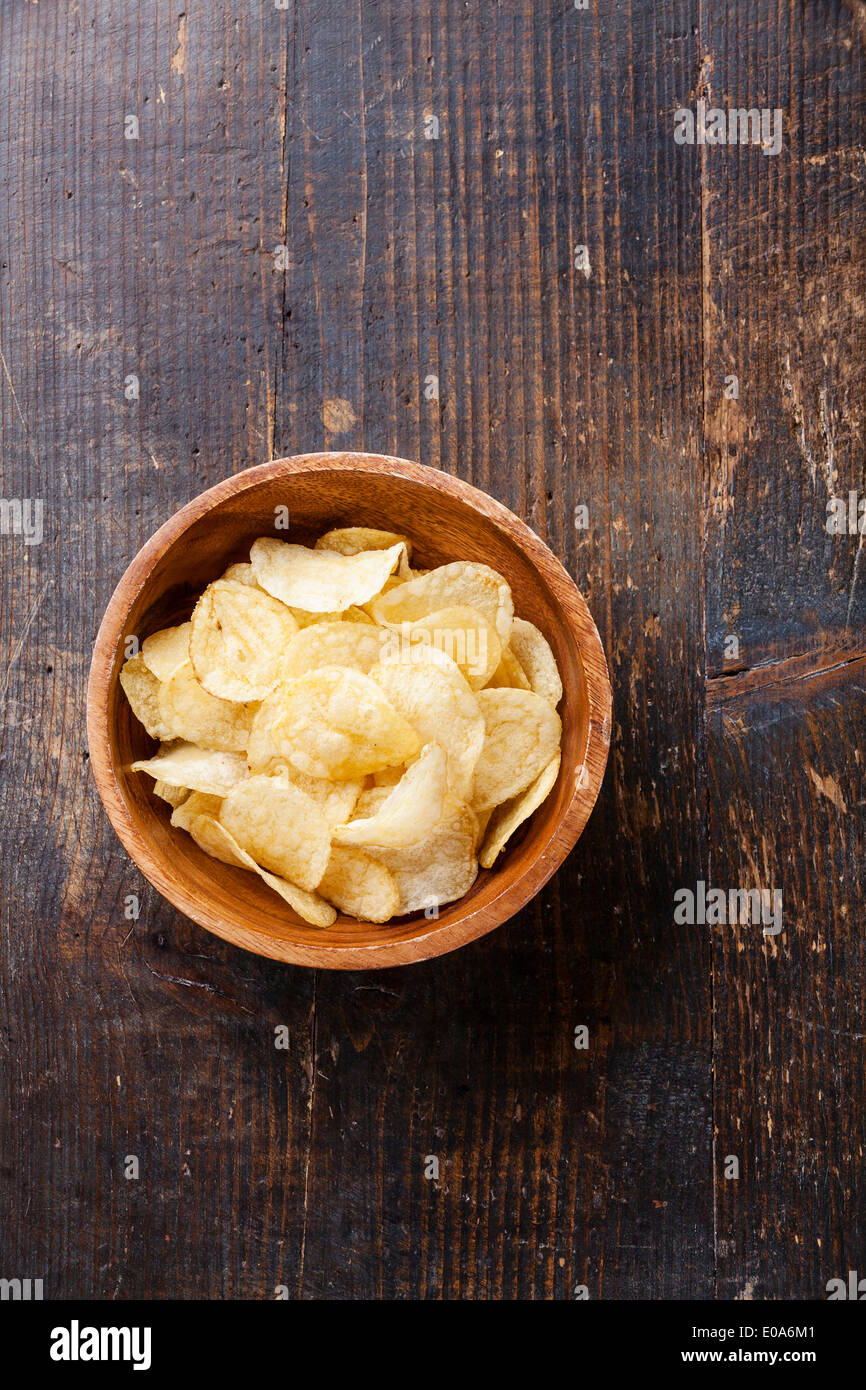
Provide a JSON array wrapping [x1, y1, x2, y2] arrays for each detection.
[[102, 463, 595, 960]]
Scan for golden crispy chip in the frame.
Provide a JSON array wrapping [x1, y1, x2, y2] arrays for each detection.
[[254, 870, 337, 927], [370, 794, 478, 915], [281, 620, 388, 681], [367, 573, 404, 596], [471, 689, 562, 811], [283, 768, 363, 827], [196, 817, 336, 926], [473, 807, 492, 847], [242, 754, 364, 827], [118, 526, 567, 926], [486, 645, 531, 690], [132, 742, 249, 797], [220, 562, 261, 587], [333, 742, 446, 848], [402, 605, 502, 690], [179, 811, 245, 865], [170, 792, 238, 862], [119, 655, 173, 740], [369, 561, 513, 642], [372, 764, 405, 787], [350, 785, 392, 819], [158, 661, 254, 753], [218, 774, 330, 890], [371, 656, 483, 801], [153, 778, 189, 809], [317, 846, 400, 923], [245, 691, 286, 772], [479, 752, 561, 868], [189, 579, 299, 701], [508, 617, 563, 708], [141, 622, 192, 682], [287, 608, 344, 628], [171, 791, 223, 823], [250, 667, 421, 781], [316, 527, 413, 566], [173, 808, 336, 926], [250, 537, 405, 613]]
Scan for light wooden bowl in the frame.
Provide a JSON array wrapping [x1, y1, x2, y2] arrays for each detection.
[[87, 453, 611, 969]]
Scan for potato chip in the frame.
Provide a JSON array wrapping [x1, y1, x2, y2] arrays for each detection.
[[402, 605, 501, 690], [250, 537, 405, 613], [189, 579, 299, 701], [158, 661, 254, 753], [220, 562, 261, 587], [172, 790, 222, 821], [174, 805, 336, 926], [141, 622, 192, 682], [171, 792, 235, 860], [287, 769, 363, 826], [245, 692, 286, 773], [153, 778, 189, 809], [250, 667, 421, 781], [119, 655, 173, 740], [370, 794, 478, 915], [287, 608, 344, 628], [479, 752, 561, 868], [132, 742, 249, 797], [473, 807, 492, 847], [281, 620, 388, 681], [471, 688, 562, 810], [365, 572, 404, 597], [176, 805, 247, 866], [119, 524, 565, 926], [508, 617, 563, 708], [391, 641, 469, 683], [316, 526, 413, 566], [198, 818, 335, 926], [218, 774, 330, 891], [243, 757, 364, 827], [333, 742, 446, 848], [317, 846, 400, 923], [369, 561, 513, 642], [371, 657, 483, 801], [254, 869, 337, 927], [350, 785, 392, 819], [372, 764, 405, 787], [486, 645, 531, 690]]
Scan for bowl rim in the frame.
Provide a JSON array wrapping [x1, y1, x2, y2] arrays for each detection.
[[87, 451, 612, 969]]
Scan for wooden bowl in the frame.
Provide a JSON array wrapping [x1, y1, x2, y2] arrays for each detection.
[[87, 453, 611, 969]]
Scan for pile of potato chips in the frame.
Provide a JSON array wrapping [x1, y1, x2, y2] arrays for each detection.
[[120, 527, 564, 927]]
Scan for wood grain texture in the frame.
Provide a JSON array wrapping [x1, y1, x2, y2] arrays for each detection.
[[0, 0, 862, 1300], [700, 0, 865, 1300]]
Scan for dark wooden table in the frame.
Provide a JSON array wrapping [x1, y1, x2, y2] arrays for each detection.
[[1, 1, 863, 1301]]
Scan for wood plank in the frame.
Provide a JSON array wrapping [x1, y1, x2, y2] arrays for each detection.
[[700, 0, 866, 1298], [0, 0, 314, 1299], [700, 0, 866, 677], [708, 666, 866, 1298], [279, 0, 713, 1298]]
